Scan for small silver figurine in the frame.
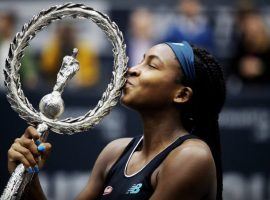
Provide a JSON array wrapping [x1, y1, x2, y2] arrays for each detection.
[[1, 3, 128, 200]]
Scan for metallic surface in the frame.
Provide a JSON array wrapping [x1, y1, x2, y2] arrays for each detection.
[[3, 2, 128, 134], [52, 48, 79, 94], [1, 3, 128, 199], [1, 123, 49, 200], [39, 48, 79, 119]]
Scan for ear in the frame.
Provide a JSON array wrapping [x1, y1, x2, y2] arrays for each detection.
[[173, 86, 193, 104]]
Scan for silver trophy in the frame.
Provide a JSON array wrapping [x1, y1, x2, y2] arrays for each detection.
[[1, 3, 128, 200]]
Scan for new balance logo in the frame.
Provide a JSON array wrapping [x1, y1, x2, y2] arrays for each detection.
[[126, 183, 143, 194]]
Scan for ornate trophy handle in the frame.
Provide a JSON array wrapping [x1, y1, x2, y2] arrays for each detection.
[[1, 3, 128, 200], [2, 123, 48, 200]]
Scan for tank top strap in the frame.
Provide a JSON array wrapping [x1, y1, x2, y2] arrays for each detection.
[[143, 134, 199, 177], [105, 136, 142, 182]]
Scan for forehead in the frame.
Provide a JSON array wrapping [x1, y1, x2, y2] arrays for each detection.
[[146, 44, 180, 70]]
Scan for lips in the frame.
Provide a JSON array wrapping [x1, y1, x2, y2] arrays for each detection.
[[127, 81, 133, 85], [125, 80, 134, 87]]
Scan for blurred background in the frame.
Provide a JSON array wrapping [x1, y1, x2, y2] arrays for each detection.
[[0, 0, 270, 199]]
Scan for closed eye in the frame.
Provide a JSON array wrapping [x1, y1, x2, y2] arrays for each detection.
[[148, 64, 157, 69], [139, 54, 159, 69]]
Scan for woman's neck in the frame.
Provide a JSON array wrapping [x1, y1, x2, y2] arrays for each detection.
[[139, 108, 188, 156]]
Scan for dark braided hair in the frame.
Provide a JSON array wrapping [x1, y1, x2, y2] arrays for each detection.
[[178, 46, 226, 200]]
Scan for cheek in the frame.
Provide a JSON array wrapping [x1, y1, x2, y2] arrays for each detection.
[[141, 72, 177, 97], [122, 73, 177, 108]]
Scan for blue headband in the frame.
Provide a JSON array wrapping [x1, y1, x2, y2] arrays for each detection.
[[165, 41, 195, 81]]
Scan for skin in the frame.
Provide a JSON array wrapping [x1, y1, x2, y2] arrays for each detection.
[[8, 44, 217, 200]]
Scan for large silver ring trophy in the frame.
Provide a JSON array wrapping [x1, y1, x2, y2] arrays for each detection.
[[1, 3, 128, 200]]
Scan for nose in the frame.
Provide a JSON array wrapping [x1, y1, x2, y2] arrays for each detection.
[[127, 65, 141, 77]]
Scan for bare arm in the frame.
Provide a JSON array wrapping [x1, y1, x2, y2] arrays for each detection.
[[150, 141, 217, 200], [21, 175, 47, 200]]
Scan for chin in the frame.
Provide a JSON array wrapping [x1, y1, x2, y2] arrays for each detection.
[[120, 89, 158, 110], [120, 94, 131, 107], [120, 94, 139, 110]]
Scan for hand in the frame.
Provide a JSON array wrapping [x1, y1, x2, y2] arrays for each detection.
[[7, 126, 52, 174]]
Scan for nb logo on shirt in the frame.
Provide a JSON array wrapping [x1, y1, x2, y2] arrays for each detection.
[[126, 183, 143, 194]]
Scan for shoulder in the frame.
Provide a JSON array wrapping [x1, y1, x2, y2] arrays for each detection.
[[158, 138, 216, 193], [163, 138, 215, 175], [175, 138, 213, 162], [98, 137, 134, 175], [151, 138, 217, 199], [104, 137, 134, 154]]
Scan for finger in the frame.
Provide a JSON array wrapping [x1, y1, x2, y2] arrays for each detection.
[[22, 126, 40, 140], [39, 143, 52, 158], [8, 148, 31, 168], [36, 143, 52, 169], [15, 138, 40, 157], [39, 131, 49, 143], [12, 143, 37, 167]]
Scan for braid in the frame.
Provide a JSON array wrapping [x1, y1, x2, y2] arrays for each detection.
[[194, 47, 225, 200], [181, 46, 226, 200]]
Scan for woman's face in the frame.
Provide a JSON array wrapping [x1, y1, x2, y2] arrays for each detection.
[[121, 44, 184, 110]]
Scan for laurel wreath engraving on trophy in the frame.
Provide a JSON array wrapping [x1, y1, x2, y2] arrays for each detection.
[[1, 3, 128, 199], [4, 3, 128, 134]]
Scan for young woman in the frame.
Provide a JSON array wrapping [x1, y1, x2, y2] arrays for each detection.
[[7, 41, 226, 200]]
